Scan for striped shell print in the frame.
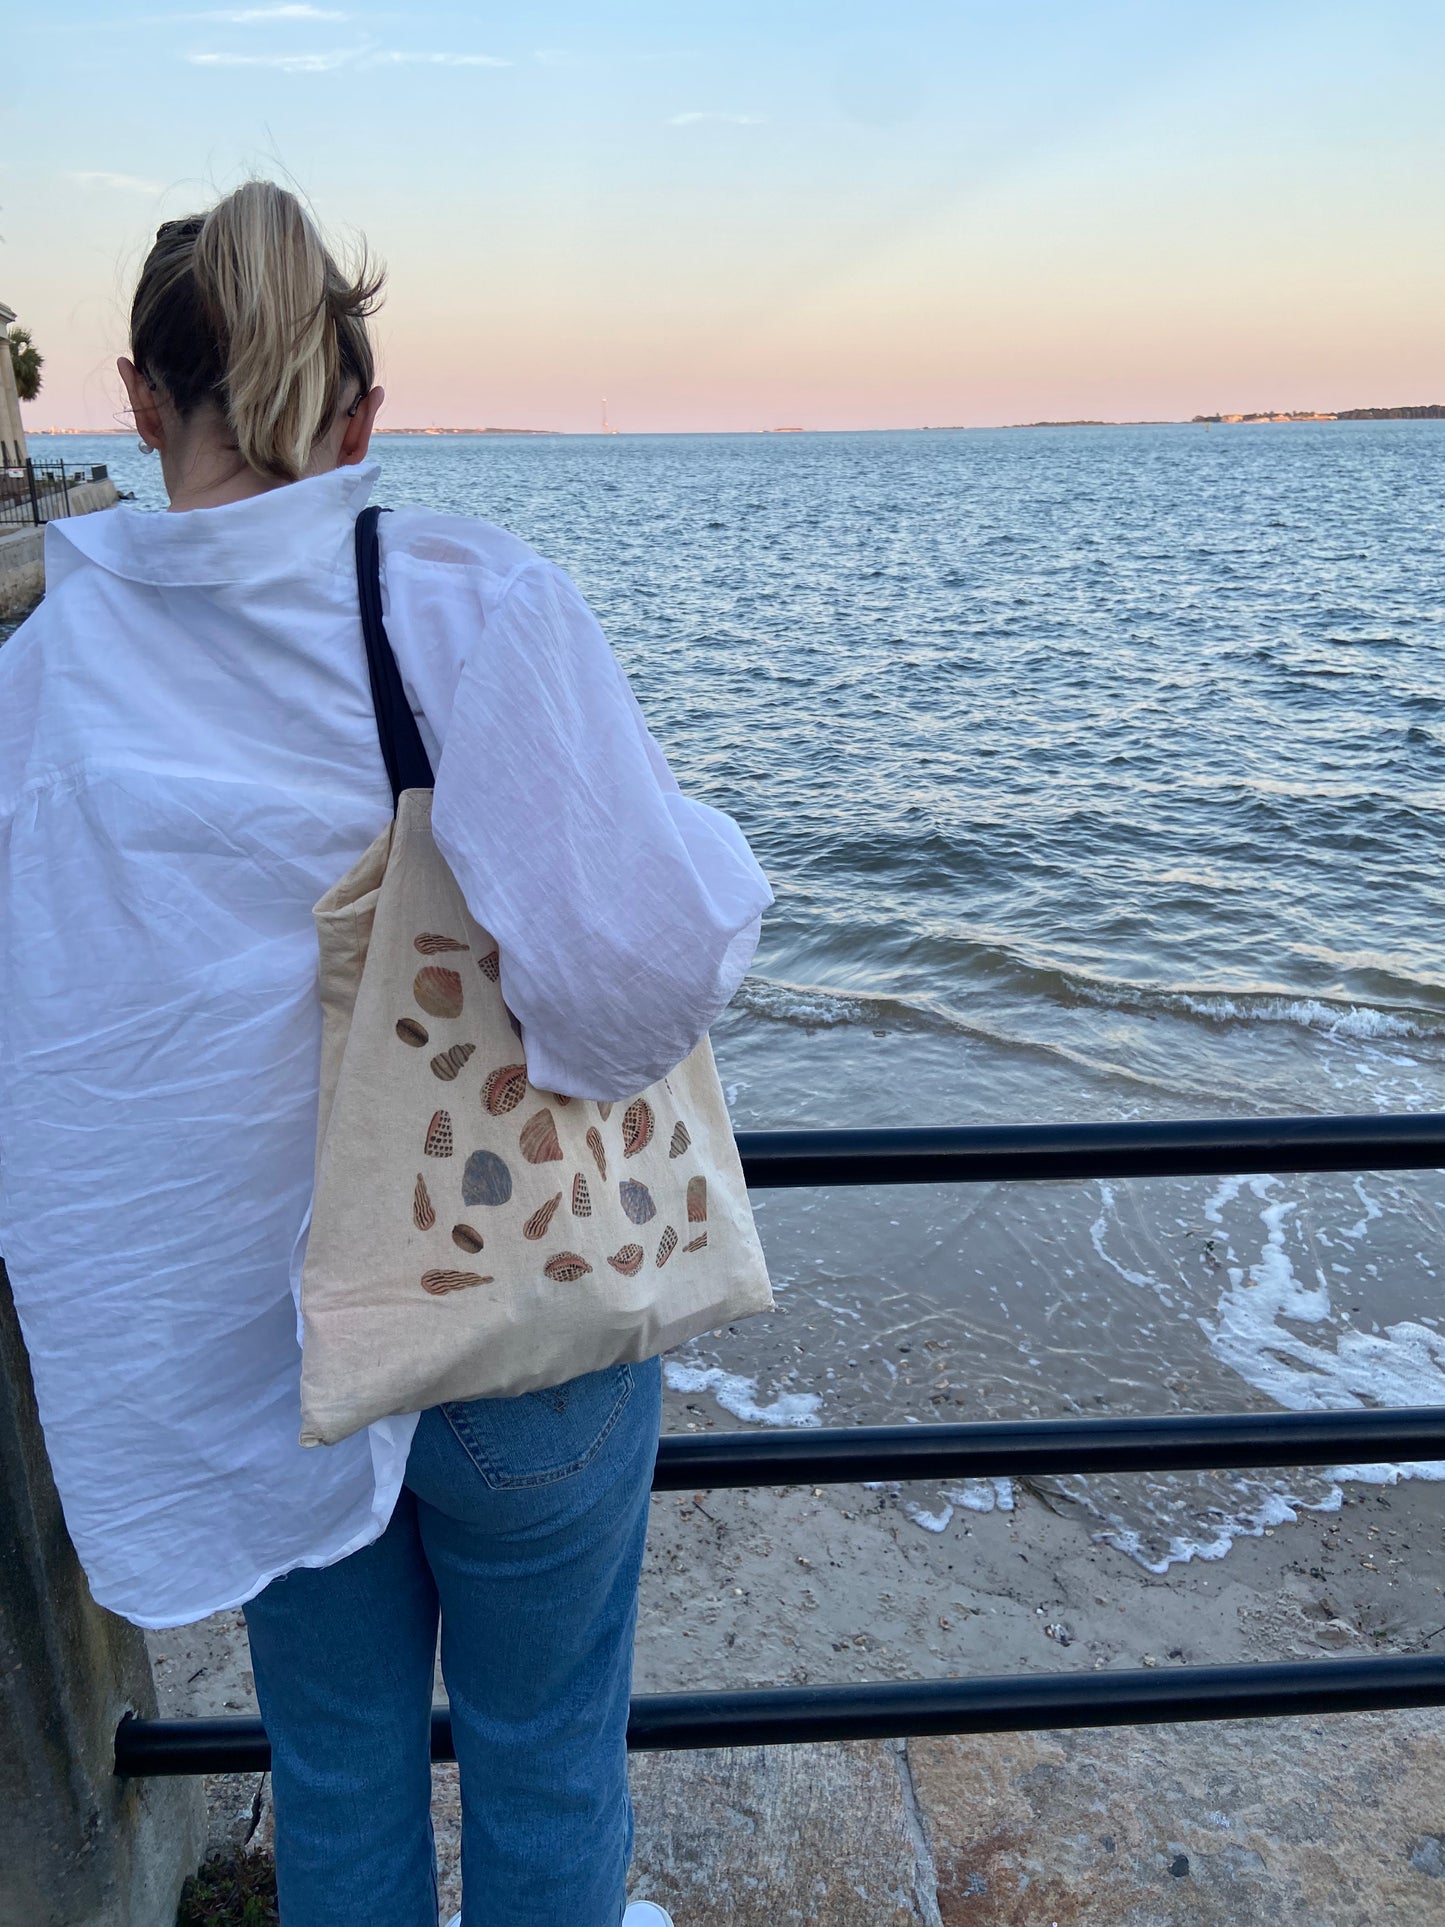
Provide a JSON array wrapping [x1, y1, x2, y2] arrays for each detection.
[[621, 1098, 654, 1159], [524, 1193, 563, 1241], [586, 1127, 607, 1180], [396, 1018, 429, 1048], [607, 1244, 644, 1276], [484, 1064, 529, 1116], [421, 1268, 490, 1295], [430, 1042, 475, 1082], [686, 1176, 708, 1224], [544, 1252, 592, 1283], [462, 1149, 512, 1207], [415, 933, 469, 955], [478, 949, 501, 982], [452, 1223, 484, 1254], [519, 1108, 563, 1164], [619, 1179, 656, 1226], [572, 1172, 592, 1217], [655, 1225, 678, 1267], [684, 1233, 708, 1253], [413, 1173, 436, 1231], [424, 1111, 453, 1158], [413, 967, 464, 1020], [669, 1120, 691, 1158]]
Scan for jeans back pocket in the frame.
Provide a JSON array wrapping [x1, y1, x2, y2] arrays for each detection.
[[441, 1362, 635, 1489]]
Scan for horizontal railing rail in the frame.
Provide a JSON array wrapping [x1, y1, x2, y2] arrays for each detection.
[[111, 1113, 1445, 1779], [115, 1653, 1445, 1775], [731, 1112, 1445, 1188]]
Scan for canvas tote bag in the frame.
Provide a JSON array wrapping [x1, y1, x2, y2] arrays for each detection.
[[298, 507, 773, 1446]]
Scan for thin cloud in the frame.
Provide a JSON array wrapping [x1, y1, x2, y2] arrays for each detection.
[[667, 111, 763, 126], [364, 51, 510, 67], [66, 170, 166, 193], [186, 45, 509, 70], [171, 5, 348, 17]]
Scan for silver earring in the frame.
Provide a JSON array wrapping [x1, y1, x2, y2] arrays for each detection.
[[138, 439, 153, 455]]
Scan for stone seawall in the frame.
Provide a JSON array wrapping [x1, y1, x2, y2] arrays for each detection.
[[0, 479, 120, 624]]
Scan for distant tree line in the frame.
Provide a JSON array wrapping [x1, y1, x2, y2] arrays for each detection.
[[1334, 405, 1445, 420]]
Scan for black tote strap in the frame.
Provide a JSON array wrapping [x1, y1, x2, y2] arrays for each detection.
[[355, 504, 435, 806]]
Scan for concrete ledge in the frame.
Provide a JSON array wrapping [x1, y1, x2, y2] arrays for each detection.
[[0, 527, 45, 622]]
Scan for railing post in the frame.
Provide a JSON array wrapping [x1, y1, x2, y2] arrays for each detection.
[[0, 1263, 203, 1925], [24, 459, 41, 526]]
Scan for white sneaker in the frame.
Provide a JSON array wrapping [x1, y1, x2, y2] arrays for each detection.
[[624, 1906, 675, 1926]]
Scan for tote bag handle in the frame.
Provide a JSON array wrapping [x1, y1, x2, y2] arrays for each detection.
[[355, 504, 435, 806]]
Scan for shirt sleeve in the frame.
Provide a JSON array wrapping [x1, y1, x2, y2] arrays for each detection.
[[425, 558, 773, 1101]]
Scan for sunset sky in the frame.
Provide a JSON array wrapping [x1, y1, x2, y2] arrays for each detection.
[[6, 2, 1442, 432]]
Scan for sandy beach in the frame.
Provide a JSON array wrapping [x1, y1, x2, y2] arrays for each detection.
[[154, 1378, 1445, 1919]]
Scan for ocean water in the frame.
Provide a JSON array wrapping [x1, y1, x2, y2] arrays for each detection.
[[23, 424, 1445, 1567]]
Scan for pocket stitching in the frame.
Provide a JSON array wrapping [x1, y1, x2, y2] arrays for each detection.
[[441, 1365, 634, 1490]]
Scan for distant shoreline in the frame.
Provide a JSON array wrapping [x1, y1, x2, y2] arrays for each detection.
[[22, 407, 1445, 437]]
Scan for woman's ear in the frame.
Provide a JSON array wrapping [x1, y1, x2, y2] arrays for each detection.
[[339, 386, 384, 467], [118, 356, 165, 452]]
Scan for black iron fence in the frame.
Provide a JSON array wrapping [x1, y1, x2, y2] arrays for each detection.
[[115, 1111, 1445, 1778], [0, 456, 109, 530]]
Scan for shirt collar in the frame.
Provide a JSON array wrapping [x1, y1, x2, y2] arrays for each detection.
[[47, 460, 379, 586]]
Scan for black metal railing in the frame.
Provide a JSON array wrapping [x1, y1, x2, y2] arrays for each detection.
[[0, 458, 109, 529], [114, 1110, 1445, 1778]]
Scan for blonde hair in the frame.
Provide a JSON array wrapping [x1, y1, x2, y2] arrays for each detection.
[[130, 181, 383, 482]]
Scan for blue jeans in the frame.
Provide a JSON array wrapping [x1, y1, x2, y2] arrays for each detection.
[[243, 1358, 662, 1927]]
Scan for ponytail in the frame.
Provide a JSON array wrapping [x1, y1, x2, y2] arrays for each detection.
[[130, 182, 383, 482]]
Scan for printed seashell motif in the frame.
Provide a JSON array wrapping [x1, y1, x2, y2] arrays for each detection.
[[669, 1120, 691, 1158], [619, 1179, 656, 1225], [524, 1193, 563, 1241], [586, 1127, 607, 1180], [686, 1175, 708, 1223], [424, 1111, 453, 1158], [484, 1064, 529, 1116], [452, 1223, 484, 1254], [597, 1102, 614, 1121], [478, 949, 501, 982], [462, 1149, 512, 1207], [684, 1233, 708, 1253], [430, 1042, 476, 1082], [544, 1252, 592, 1283], [414, 967, 464, 1020], [415, 933, 470, 955], [421, 1268, 491, 1295], [621, 1098, 654, 1159], [413, 1173, 436, 1232], [396, 1017, 429, 1048], [655, 1225, 678, 1267], [519, 1108, 563, 1164], [571, 1171, 592, 1217], [607, 1243, 645, 1276]]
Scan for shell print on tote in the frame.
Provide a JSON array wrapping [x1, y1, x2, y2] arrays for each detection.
[[621, 1099, 654, 1158], [478, 949, 501, 982], [669, 1120, 691, 1158], [420, 1268, 491, 1295], [396, 1018, 429, 1048], [544, 1252, 592, 1283], [413, 967, 464, 1020], [523, 1193, 563, 1241], [412, 1174, 436, 1231], [571, 1172, 592, 1217], [430, 1042, 475, 1082], [685, 1233, 708, 1253], [586, 1128, 607, 1181], [686, 1176, 708, 1223], [607, 1244, 644, 1276], [484, 1064, 529, 1116], [519, 1108, 563, 1163], [424, 1111, 453, 1158], [655, 1225, 678, 1267], [619, 1179, 656, 1225], [462, 1149, 512, 1207], [414, 933, 470, 955], [452, 1223, 484, 1254]]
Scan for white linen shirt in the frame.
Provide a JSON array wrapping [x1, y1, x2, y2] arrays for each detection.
[[0, 460, 771, 1628]]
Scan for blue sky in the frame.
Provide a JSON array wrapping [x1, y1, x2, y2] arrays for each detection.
[[7, 2, 1443, 429]]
